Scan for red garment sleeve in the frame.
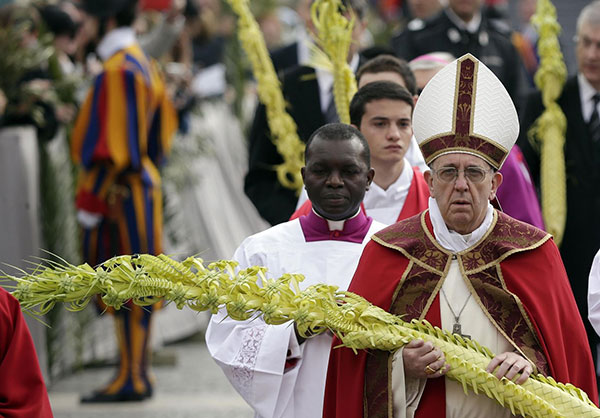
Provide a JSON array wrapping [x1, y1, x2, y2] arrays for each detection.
[[397, 168, 430, 221], [502, 240, 599, 404], [323, 241, 410, 418], [289, 200, 312, 220], [0, 289, 53, 418]]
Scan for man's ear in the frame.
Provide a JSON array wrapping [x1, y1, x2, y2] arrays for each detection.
[[490, 171, 503, 200], [423, 170, 435, 197], [366, 168, 375, 189], [301, 166, 306, 182]]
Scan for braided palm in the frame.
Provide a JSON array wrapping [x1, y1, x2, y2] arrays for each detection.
[[3, 254, 598, 417], [310, 0, 357, 124], [528, 0, 568, 246], [227, 0, 305, 193]]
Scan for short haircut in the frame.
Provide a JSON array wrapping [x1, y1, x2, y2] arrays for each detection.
[[350, 81, 415, 127], [356, 54, 418, 95], [577, 0, 600, 36], [39, 4, 80, 39], [305, 123, 370, 166], [114, 0, 137, 27]]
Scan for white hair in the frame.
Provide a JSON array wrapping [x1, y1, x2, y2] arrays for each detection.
[[576, 0, 600, 37]]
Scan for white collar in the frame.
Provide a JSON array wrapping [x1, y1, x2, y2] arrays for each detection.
[[296, 27, 313, 67], [97, 27, 137, 61], [445, 8, 481, 34], [578, 73, 600, 122], [368, 159, 413, 197], [311, 208, 361, 231], [315, 54, 360, 113], [428, 197, 494, 253]]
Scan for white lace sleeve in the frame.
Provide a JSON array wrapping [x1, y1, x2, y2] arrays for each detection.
[[205, 239, 304, 417]]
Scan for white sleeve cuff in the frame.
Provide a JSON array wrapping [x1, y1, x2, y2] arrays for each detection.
[[76, 209, 103, 229]]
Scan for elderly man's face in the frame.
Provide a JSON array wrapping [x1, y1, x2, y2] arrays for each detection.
[[424, 153, 502, 234], [302, 136, 374, 221], [576, 22, 600, 90]]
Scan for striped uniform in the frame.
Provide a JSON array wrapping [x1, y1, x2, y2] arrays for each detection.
[[72, 43, 177, 262], [72, 43, 177, 399]]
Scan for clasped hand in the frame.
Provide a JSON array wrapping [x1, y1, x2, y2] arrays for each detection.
[[403, 340, 532, 384]]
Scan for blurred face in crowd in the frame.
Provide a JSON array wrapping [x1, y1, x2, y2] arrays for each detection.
[[348, 16, 367, 61], [302, 136, 374, 221], [413, 68, 440, 94], [424, 153, 502, 234], [448, 0, 482, 22], [80, 10, 100, 44], [577, 22, 600, 90], [357, 99, 413, 171], [54, 34, 78, 56], [407, 0, 442, 20]]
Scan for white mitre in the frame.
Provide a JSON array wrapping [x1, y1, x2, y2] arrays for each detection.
[[413, 53, 519, 170]]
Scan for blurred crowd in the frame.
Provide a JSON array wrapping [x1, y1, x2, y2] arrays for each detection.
[[0, 0, 545, 141]]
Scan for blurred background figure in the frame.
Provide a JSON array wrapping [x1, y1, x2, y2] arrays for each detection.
[[408, 50, 454, 92], [70, 0, 178, 403], [392, 0, 528, 107], [406, 0, 444, 21], [511, 0, 539, 86], [244, 0, 370, 225], [519, 0, 600, 373]]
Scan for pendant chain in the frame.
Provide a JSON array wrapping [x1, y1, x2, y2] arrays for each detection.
[[440, 287, 471, 326]]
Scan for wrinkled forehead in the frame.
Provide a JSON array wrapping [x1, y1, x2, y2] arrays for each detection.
[[578, 21, 600, 42], [430, 151, 491, 168]]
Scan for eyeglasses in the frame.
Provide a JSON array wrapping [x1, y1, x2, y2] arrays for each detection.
[[432, 166, 491, 183]]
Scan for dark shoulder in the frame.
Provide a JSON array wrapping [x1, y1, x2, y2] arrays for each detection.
[[483, 19, 519, 53], [407, 11, 448, 36], [393, 10, 446, 42], [280, 65, 317, 91], [524, 75, 576, 113], [270, 42, 299, 74], [487, 17, 513, 38]]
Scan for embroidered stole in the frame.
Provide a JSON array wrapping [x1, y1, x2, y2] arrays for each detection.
[[363, 210, 551, 417]]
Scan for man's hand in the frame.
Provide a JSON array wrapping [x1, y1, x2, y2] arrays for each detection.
[[402, 339, 450, 379], [486, 351, 533, 384]]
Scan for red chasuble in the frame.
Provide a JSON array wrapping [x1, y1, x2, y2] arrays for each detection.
[[0, 288, 53, 417], [323, 210, 598, 418], [290, 167, 429, 222]]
